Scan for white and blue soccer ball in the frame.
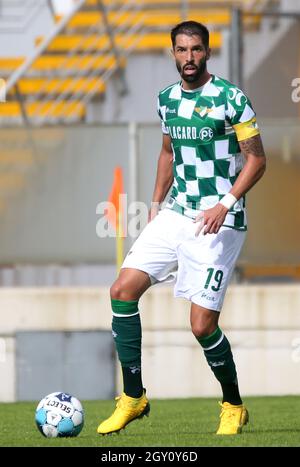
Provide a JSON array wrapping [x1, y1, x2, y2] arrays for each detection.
[[35, 392, 84, 438]]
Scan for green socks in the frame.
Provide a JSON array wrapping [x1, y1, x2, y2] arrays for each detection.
[[111, 301, 242, 404], [111, 299, 143, 398], [197, 326, 242, 405]]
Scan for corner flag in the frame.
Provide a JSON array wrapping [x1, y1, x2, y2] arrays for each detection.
[[105, 167, 125, 273]]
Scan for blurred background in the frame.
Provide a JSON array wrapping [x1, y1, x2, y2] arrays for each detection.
[[0, 0, 299, 402]]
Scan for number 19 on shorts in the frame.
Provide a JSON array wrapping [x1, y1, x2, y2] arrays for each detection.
[[204, 268, 224, 292]]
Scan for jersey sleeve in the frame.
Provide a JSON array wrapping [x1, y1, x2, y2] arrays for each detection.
[[157, 96, 169, 135], [225, 87, 260, 142]]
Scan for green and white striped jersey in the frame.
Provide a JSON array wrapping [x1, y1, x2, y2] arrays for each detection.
[[157, 74, 260, 230]]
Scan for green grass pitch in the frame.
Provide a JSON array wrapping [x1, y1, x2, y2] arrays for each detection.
[[0, 396, 299, 447]]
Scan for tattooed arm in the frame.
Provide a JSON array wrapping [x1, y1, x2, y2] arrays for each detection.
[[229, 134, 266, 200]]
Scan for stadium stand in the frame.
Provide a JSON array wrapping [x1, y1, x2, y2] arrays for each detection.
[[0, 0, 277, 125]]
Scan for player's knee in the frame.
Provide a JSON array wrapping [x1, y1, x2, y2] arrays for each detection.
[[110, 281, 123, 300], [191, 322, 217, 339], [110, 281, 134, 301]]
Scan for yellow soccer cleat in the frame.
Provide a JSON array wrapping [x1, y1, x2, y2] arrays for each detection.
[[216, 401, 249, 435], [97, 390, 150, 435]]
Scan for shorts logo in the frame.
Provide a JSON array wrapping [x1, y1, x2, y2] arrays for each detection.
[[200, 127, 213, 142]]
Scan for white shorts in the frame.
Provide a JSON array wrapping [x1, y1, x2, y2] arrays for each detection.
[[122, 209, 246, 311]]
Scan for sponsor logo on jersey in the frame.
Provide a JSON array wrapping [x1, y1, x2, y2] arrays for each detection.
[[200, 127, 214, 142], [167, 125, 214, 141]]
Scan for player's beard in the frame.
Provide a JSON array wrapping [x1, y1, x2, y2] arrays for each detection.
[[176, 57, 207, 83]]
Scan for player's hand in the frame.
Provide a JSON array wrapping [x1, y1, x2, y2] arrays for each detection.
[[148, 202, 160, 222], [193, 211, 205, 236], [194, 204, 228, 236]]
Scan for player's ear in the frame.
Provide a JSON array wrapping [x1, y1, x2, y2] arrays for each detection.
[[206, 47, 211, 61]]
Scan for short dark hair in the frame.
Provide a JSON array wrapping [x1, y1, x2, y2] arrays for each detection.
[[171, 21, 209, 50]]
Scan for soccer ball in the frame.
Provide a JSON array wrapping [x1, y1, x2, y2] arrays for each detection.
[[35, 392, 84, 438]]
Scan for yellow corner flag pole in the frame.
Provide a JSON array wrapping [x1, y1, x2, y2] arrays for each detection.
[[116, 206, 124, 274]]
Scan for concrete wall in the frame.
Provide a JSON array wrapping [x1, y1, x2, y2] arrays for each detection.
[[0, 125, 131, 264], [1, 284, 300, 401], [246, 20, 300, 119], [242, 149, 300, 264]]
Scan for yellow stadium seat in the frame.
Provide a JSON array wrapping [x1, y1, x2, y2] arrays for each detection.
[[0, 101, 86, 119], [0, 55, 125, 77], [38, 31, 222, 52], [9, 77, 106, 95], [0, 149, 33, 166], [67, 10, 231, 29], [31, 55, 122, 73], [67, 9, 260, 30], [0, 57, 24, 74], [83, 0, 268, 7]]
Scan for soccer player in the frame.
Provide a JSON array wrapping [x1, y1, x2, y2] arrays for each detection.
[[97, 21, 266, 436]]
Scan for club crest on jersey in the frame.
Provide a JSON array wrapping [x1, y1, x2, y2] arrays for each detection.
[[194, 106, 212, 118], [200, 127, 214, 142]]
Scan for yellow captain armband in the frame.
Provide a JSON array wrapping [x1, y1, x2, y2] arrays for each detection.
[[233, 117, 260, 142]]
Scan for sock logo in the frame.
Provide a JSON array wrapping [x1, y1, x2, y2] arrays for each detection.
[[209, 360, 226, 367], [130, 366, 141, 374]]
